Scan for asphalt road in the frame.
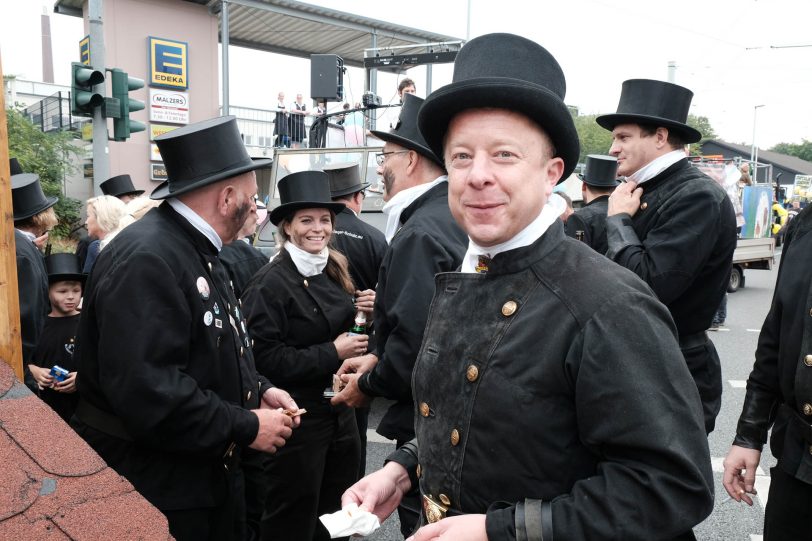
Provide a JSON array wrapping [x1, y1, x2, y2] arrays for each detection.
[[358, 251, 782, 541]]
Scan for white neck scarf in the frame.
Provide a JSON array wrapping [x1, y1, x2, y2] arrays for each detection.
[[382, 176, 446, 243], [460, 193, 565, 273], [627, 150, 685, 185], [167, 198, 223, 251], [285, 241, 328, 277]]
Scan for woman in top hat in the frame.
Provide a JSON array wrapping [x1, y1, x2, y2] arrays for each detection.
[[30, 253, 86, 423], [12, 170, 59, 392], [82, 195, 127, 273], [242, 171, 373, 540]]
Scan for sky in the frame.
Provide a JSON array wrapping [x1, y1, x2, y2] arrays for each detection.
[[2, 0, 811, 149]]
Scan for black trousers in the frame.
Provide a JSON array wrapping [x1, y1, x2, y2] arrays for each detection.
[[261, 404, 360, 541], [680, 333, 722, 434], [764, 466, 812, 540]]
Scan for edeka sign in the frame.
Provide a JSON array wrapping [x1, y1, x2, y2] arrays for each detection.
[[150, 88, 189, 125], [148, 37, 188, 90]]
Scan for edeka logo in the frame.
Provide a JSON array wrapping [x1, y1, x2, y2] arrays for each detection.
[[149, 37, 188, 90]]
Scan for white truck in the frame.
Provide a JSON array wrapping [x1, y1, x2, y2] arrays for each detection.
[[728, 236, 775, 292]]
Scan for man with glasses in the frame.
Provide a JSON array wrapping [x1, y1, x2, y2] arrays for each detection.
[[330, 93, 467, 536]]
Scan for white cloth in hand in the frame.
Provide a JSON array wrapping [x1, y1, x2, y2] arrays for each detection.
[[319, 503, 380, 538]]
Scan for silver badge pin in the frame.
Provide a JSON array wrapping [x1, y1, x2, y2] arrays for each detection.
[[204, 311, 213, 326], [215, 318, 223, 328], [213, 302, 220, 315], [197, 277, 210, 300]]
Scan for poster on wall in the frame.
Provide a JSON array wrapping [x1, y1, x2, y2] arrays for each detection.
[[741, 185, 773, 239], [149, 88, 189, 124], [792, 174, 812, 202]]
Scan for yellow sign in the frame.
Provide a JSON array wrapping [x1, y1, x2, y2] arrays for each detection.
[[81, 122, 93, 141], [149, 123, 178, 141], [149, 37, 188, 89], [80, 36, 90, 65]]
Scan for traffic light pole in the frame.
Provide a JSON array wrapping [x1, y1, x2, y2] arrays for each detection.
[[89, 0, 108, 193]]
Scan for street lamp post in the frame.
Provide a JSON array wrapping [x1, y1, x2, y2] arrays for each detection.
[[751, 104, 765, 182]]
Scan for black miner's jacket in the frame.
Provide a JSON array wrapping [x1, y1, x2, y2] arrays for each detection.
[[359, 181, 467, 442]]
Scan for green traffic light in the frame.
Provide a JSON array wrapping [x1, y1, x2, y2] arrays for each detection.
[[70, 62, 104, 116], [110, 68, 146, 141]]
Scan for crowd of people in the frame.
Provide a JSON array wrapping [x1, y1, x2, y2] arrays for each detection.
[[10, 31, 812, 541]]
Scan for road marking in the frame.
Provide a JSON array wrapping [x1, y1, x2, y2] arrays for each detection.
[[747, 329, 761, 333], [712, 456, 765, 476], [751, 536, 763, 541], [729, 380, 747, 388], [366, 429, 395, 445]]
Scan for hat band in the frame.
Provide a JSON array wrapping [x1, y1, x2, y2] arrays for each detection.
[[165, 156, 253, 193]]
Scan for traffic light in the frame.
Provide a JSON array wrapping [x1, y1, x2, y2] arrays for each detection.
[[70, 62, 104, 116], [110, 68, 146, 141]]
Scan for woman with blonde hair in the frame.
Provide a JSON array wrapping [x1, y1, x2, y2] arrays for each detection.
[[82, 195, 126, 273], [242, 171, 375, 540]]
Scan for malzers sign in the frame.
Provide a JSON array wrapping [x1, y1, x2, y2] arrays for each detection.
[[149, 89, 189, 124]]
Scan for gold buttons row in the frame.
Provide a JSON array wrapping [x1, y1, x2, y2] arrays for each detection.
[[804, 403, 812, 416], [804, 355, 812, 367]]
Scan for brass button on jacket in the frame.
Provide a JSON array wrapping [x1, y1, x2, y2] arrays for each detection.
[[450, 429, 460, 446], [640, 202, 648, 210], [804, 403, 812, 416], [439, 494, 451, 506], [420, 402, 430, 417], [416, 464, 422, 478], [501, 300, 518, 317], [805, 355, 812, 367], [466, 365, 479, 382]]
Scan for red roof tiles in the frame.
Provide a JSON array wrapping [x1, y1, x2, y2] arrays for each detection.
[[0, 361, 172, 540]]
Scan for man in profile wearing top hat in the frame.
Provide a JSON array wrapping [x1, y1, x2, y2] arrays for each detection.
[[598, 79, 737, 434], [73, 116, 301, 541], [564, 154, 619, 254], [11, 161, 60, 392], [340, 33, 713, 541], [330, 92, 467, 535], [324, 162, 387, 480]]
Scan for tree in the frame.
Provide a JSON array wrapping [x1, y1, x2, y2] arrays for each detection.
[[769, 140, 812, 162], [573, 114, 613, 164], [6, 107, 82, 238]]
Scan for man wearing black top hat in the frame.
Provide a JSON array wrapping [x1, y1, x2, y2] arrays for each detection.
[[330, 93, 467, 536], [324, 162, 387, 479], [598, 79, 737, 434], [73, 116, 300, 541], [340, 33, 713, 541], [565, 154, 619, 254], [12, 163, 59, 392]]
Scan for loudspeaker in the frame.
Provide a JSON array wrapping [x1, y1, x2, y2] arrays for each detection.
[[310, 54, 344, 102]]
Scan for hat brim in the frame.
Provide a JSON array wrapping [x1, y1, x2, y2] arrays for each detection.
[[150, 158, 272, 200], [14, 195, 59, 221], [368, 130, 444, 168], [49, 273, 86, 284], [330, 182, 371, 198], [269, 201, 346, 226], [595, 113, 702, 144], [577, 174, 620, 188], [118, 190, 145, 198], [418, 78, 580, 183]]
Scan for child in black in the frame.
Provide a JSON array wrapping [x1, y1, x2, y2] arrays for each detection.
[[29, 253, 84, 423]]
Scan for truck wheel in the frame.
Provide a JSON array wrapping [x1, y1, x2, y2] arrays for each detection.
[[728, 266, 743, 293]]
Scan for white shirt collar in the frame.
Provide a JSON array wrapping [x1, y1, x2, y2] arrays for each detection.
[[627, 150, 685, 185], [16, 229, 37, 242], [381, 176, 446, 243], [167, 198, 223, 251], [285, 241, 328, 277], [460, 193, 566, 273]]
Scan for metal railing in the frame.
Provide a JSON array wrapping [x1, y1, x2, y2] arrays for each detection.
[[23, 91, 85, 133]]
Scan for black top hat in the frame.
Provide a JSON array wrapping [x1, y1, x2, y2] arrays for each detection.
[[12, 173, 59, 221], [45, 253, 86, 284], [369, 93, 443, 168], [101, 174, 144, 198], [151, 116, 272, 200], [418, 33, 580, 182], [596, 79, 702, 143], [579, 155, 620, 187], [9, 158, 23, 176], [325, 162, 369, 198], [269, 171, 345, 226]]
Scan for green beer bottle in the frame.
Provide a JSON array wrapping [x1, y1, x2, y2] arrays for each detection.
[[348, 310, 367, 336]]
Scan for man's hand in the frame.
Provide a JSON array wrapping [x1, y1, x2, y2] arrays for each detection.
[[28, 364, 54, 390], [336, 353, 378, 377], [722, 444, 761, 505], [33, 232, 49, 251], [261, 387, 301, 428], [607, 180, 643, 217], [331, 372, 370, 408], [341, 462, 411, 523], [407, 515, 488, 541], [354, 289, 376, 318], [249, 408, 294, 453], [54, 372, 77, 393]]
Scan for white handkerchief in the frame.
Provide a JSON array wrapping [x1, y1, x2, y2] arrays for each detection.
[[319, 503, 381, 538]]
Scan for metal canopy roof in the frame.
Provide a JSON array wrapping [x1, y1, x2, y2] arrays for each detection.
[[54, 0, 463, 70]]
